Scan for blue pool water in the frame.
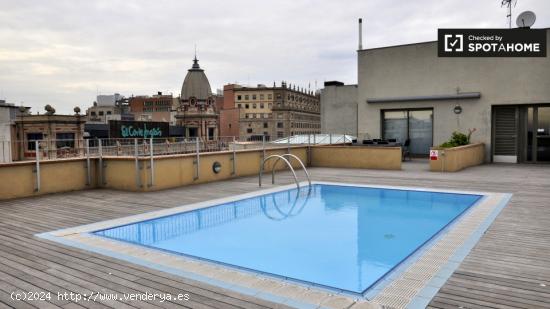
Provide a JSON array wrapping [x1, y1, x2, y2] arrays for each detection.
[[94, 184, 481, 295]]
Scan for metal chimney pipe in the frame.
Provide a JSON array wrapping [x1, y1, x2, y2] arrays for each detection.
[[358, 18, 363, 50]]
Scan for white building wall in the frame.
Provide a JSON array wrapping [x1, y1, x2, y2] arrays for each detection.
[[357, 29, 550, 160], [320, 84, 358, 135], [0, 106, 14, 162]]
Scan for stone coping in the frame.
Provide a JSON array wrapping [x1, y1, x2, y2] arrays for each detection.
[[37, 181, 511, 309]]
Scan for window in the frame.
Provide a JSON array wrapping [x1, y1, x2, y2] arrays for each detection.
[[382, 109, 433, 155], [252, 95, 257, 100], [208, 127, 215, 141], [253, 114, 257, 118], [268, 94, 273, 100], [237, 104, 242, 108], [268, 103, 272, 108], [253, 103, 257, 108], [91, 111, 96, 116], [277, 131, 284, 138], [27, 133, 43, 151], [98, 111, 104, 116], [245, 114, 249, 119], [188, 127, 198, 137], [245, 104, 249, 109], [237, 95, 242, 100], [56, 133, 75, 149], [260, 94, 264, 100], [228, 123, 232, 128], [263, 122, 268, 128], [277, 122, 284, 128], [260, 103, 264, 108], [277, 113, 283, 119], [247, 128, 253, 133], [245, 95, 249, 100], [276, 94, 281, 99], [106, 111, 112, 115]]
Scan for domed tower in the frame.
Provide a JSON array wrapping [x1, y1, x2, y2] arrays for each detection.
[[176, 56, 218, 139]]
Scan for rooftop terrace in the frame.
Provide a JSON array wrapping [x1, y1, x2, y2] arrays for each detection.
[[0, 162, 549, 308]]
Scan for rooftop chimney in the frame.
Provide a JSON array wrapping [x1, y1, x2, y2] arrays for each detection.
[[358, 18, 363, 50]]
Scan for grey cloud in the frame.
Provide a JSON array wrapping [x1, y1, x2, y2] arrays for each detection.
[[0, 0, 548, 113]]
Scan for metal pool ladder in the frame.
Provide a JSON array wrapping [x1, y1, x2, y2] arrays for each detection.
[[259, 154, 311, 188]]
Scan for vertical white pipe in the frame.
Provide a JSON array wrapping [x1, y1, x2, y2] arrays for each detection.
[[35, 140, 40, 191], [134, 139, 140, 188], [86, 139, 91, 185], [149, 138, 154, 186]]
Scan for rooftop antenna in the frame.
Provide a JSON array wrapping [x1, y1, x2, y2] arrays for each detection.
[[501, 0, 517, 29]]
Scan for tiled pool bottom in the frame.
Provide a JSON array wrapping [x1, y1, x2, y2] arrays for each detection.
[[37, 182, 512, 309]]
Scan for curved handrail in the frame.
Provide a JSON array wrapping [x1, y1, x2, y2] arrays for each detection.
[[260, 187, 311, 221], [259, 155, 300, 188], [271, 154, 311, 187]]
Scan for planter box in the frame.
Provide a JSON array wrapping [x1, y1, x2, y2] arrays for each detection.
[[429, 143, 484, 172]]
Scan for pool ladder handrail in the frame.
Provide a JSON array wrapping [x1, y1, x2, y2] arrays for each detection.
[[259, 154, 311, 188]]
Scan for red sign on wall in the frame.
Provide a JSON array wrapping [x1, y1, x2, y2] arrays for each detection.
[[430, 150, 439, 161]]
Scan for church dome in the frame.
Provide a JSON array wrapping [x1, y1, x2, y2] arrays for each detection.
[[180, 57, 212, 100]]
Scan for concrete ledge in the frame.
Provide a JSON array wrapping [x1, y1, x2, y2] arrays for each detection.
[[429, 143, 484, 172], [311, 146, 402, 170]]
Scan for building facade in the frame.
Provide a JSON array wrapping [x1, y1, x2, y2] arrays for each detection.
[[0, 100, 29, 162], [14, 110, 86, 160], [320, 81, 358, 135], [128, 92, 177, 124], [220, 82, 321, 140], [356, 28, 550, 161], [175, 57, 218, 139], [85, 94, 133, 124]]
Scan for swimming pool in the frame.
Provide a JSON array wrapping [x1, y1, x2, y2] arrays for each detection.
[[93, 184, 482, 296]]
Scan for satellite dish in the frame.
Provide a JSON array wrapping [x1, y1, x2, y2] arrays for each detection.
[[516, 11, 536, 28]]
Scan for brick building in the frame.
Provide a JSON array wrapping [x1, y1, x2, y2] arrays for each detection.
[[220, 82, 320, 140], [128, 92, 176, 124]]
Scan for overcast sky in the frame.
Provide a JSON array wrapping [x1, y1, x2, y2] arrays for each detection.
[[1, 0, 548, 113]]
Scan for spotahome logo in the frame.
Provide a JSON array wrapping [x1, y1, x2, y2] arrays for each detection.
[[438, 29, 546, 57]]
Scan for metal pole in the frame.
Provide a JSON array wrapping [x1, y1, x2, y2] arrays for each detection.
[[262, 135, 266, 160], [287, 134, 290, 153], [329, 133, 332, 144], [232, 136, 236, 175], [135, 139, 141, 188], [35, 140, 40, 192], [194, 138, 200, 180], [149, 138, 154, 187], [86, 139, 91, 186], [98, 139, 103, 186]]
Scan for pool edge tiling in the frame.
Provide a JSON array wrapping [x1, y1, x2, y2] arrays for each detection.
[[36, 182, 512, 309]]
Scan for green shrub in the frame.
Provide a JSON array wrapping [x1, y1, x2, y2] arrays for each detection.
[[440, 131, 469, 148]]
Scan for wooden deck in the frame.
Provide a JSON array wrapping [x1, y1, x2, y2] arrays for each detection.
[[1, 162, 549, 308]]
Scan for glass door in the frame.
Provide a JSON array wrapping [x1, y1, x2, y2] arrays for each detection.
[[409, 110, 433, 155], [522, 106, 550, 162], [536, 107, 550, 162], [382, 109, 433, 155], [382, 111, 408, 144]]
